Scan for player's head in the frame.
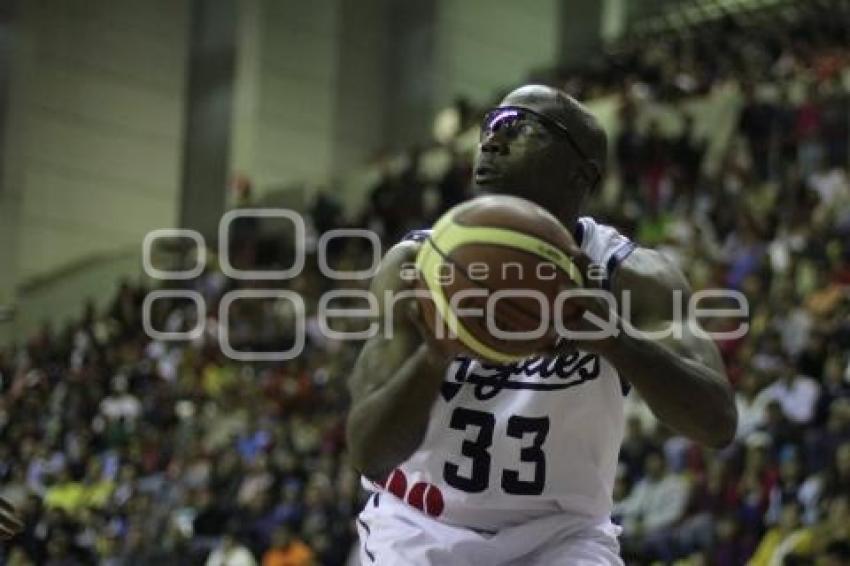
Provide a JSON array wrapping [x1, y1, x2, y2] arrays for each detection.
[[473, 84, 606, 226]]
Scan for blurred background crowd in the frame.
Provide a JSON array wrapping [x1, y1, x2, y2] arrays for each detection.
[[2, 2, 850, 566]]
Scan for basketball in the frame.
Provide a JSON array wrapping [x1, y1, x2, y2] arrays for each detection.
[[415, 194, 584, 364]]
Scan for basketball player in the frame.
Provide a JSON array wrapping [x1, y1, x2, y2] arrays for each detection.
[[347, 85, 737, 564]]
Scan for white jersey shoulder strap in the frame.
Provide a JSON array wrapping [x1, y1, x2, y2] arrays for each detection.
[[575, 216, 637, 290]]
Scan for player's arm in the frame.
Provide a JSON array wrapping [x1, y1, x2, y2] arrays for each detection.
[[346, 241, 453, 481], [570, 247, 737, 448]]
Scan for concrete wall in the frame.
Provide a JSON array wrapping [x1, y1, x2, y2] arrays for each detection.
[[230, 0, 341, 194], [433, 0, 559, 108], [229, 0, 561, 192], [9, 0, 189, 282], [230, 0, 391, 196], [0, 0, 572, 347], [332, 0, 391, 174]]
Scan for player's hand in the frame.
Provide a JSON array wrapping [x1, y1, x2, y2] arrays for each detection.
[[378, 240, 454, 361], [406, 298, 463, 366], [0, 496, 23, 540], [375, 240, 423, 334], [393, 242, 467, 365]]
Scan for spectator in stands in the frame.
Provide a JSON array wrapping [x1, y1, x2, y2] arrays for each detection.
[[205, 525, 257, 566], [758, 360, 820, 426], [438, 147, 471, 214], [807, 157, 850, 215], [640, 120, 671, 211], [615, 106, 642, 204], [669, 460, 728, 559], [760, 400, 801, 453], [261, 526, 314, 566], [43, 469, 84, 518], [747, 501, 813, 565], [764, 451, 805, 525], [615, 449, 690, 561], [722, 213, 767, 290], [736, 372, 769, 439], [672, 114, 705, 205], [619, 415, 652, 483], [738, 84, 775, 181], [713, 515, 750, 566], [811, 495, 850, 560], [821, 79, 850, 168], [98, 374, 141, 430], [796, 83, 826, 177], [310, 191, 342, 236], [816, 356, 849, 419], [367, 164, 401, 240]]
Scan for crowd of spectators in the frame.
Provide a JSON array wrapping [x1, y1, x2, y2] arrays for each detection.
[[544, 3, 850, 102], [0, 268, 363, 565], [2, 5, 850, 566]]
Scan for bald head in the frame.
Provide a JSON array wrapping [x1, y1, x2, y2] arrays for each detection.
[[473, 84, 607, 227], [499, 85, 607, 178]]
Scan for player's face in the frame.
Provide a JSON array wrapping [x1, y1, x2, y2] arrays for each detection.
[[473, 107, 583, 217]]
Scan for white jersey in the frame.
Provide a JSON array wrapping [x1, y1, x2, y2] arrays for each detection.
[[363, 216, 637, 533]]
